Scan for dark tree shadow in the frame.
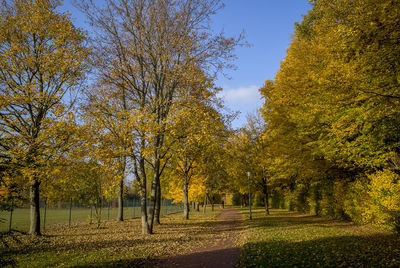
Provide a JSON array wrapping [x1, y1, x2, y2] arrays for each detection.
[[151, 247, 240, 268], [238, 229, 400, 267]]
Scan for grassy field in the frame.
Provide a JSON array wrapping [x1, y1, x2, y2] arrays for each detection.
[[4, 206, 399, 267], [0, 207, 221, 267], [0, 205, 181, 232], [238, 208, 400, 267]]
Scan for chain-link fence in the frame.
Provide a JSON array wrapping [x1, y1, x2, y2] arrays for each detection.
[[0, 198, 182, 232]]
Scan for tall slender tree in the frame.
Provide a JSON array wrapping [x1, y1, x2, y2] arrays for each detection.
[[0, 0, 89, 235], [77, 0, 243, 234], [81, 79, 132, 221]]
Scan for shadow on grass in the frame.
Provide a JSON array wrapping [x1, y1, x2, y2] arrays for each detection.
[[0, 214, 244, 267], [64, 247, 240, 268], [0, 209, 244, 267], [0, 230, 29, 267], [237, 209, 400, 267], [241, 209, 351, 230], [152, 247, 240, 268], [72, 258, 149, 268], [1, 235, 193, 257], [160, 217, 245, 234], [239, 233, 400, 267], [0, 255, 15, 267]]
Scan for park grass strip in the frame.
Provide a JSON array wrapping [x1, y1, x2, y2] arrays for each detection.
[[238, 208, 400, 267]]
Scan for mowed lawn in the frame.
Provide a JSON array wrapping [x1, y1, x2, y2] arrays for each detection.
[[0, 208, 222, 267], [0, 205, 180, 232], [1, 208, 118, 232], [238, 208, 400, 267]]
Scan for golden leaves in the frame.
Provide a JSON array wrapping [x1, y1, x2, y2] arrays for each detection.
[[256, 0, 400, 231], [0, 208, 224, 267], [0, 1, 90, 214]]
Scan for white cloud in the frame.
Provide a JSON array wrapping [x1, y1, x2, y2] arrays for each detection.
[[218, 85, 262, 106], [217, 85, 264, 129]]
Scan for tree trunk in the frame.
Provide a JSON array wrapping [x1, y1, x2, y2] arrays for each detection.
[[195, 202, 199, 211], [264, 189, 270, 215], [148, 158, 160, 232], [203, 194, 207, 214], [183, 178, 189, 220], [117, 179, 124, 221], [182, 154, 190, 220], [263, 180, 270, 215], [140, 183, 150, 234], [29, 180, 41, 236], [154, 181, 161, 224], [240, 194, 243, 208], [138, 152, 151, 234]]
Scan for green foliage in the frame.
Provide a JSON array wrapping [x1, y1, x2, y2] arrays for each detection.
[[231, 193, 242, 206], [270, 190, 285, 209], [343, 178, 370, 224], [253, 192, 264, 207]]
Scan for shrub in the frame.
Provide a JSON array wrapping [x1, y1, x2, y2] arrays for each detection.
[[364, 170, 400, 231]]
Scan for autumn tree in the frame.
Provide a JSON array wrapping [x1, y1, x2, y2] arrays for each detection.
[[197, 125, 230, 211], [242, 113, 272, 215], [164, 169, 206, 214], [225, 131, 251, 206], [168, 76, 226, 219], [259, 0, 400, 229], [0, 0, 89, 235], [77, 0, 242, 234], [81, 79, 133, 221], [42, 123, 115, 208]]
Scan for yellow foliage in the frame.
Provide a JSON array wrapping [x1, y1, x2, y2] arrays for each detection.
[[364, 170, 400, 231], [0, 0, 89, 189], [164, 169, 206, 204]]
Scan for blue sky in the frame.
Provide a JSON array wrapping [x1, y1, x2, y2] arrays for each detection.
[[60, 0, 312, 129], [212, 1, 312, 128]]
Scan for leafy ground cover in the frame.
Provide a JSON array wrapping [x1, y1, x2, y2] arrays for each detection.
[[238, 208, 400, 267], [0, 208, 221, 267], [158, 207, 245, 267]]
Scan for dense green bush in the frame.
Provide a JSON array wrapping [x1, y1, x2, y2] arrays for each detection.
[[271, 190, 285, 209], [253, 192, 264, 207]]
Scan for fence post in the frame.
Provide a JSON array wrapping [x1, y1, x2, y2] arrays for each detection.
[[161, 199, 163, 216], [8, 198, 14, 233], [163, 199, 166, 216], [43, 197, 47, 232], [68, 198, 72, 227]]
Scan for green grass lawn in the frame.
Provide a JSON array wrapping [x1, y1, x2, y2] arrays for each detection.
[[0, 205, 181, 232], [238, 208, 400, 267], [0, 207, 220, 267]]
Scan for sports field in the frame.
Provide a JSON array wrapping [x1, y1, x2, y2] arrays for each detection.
[[0, 203, 180, 232]]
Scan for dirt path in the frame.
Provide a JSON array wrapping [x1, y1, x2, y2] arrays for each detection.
[[155, 207, 243, 268]]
